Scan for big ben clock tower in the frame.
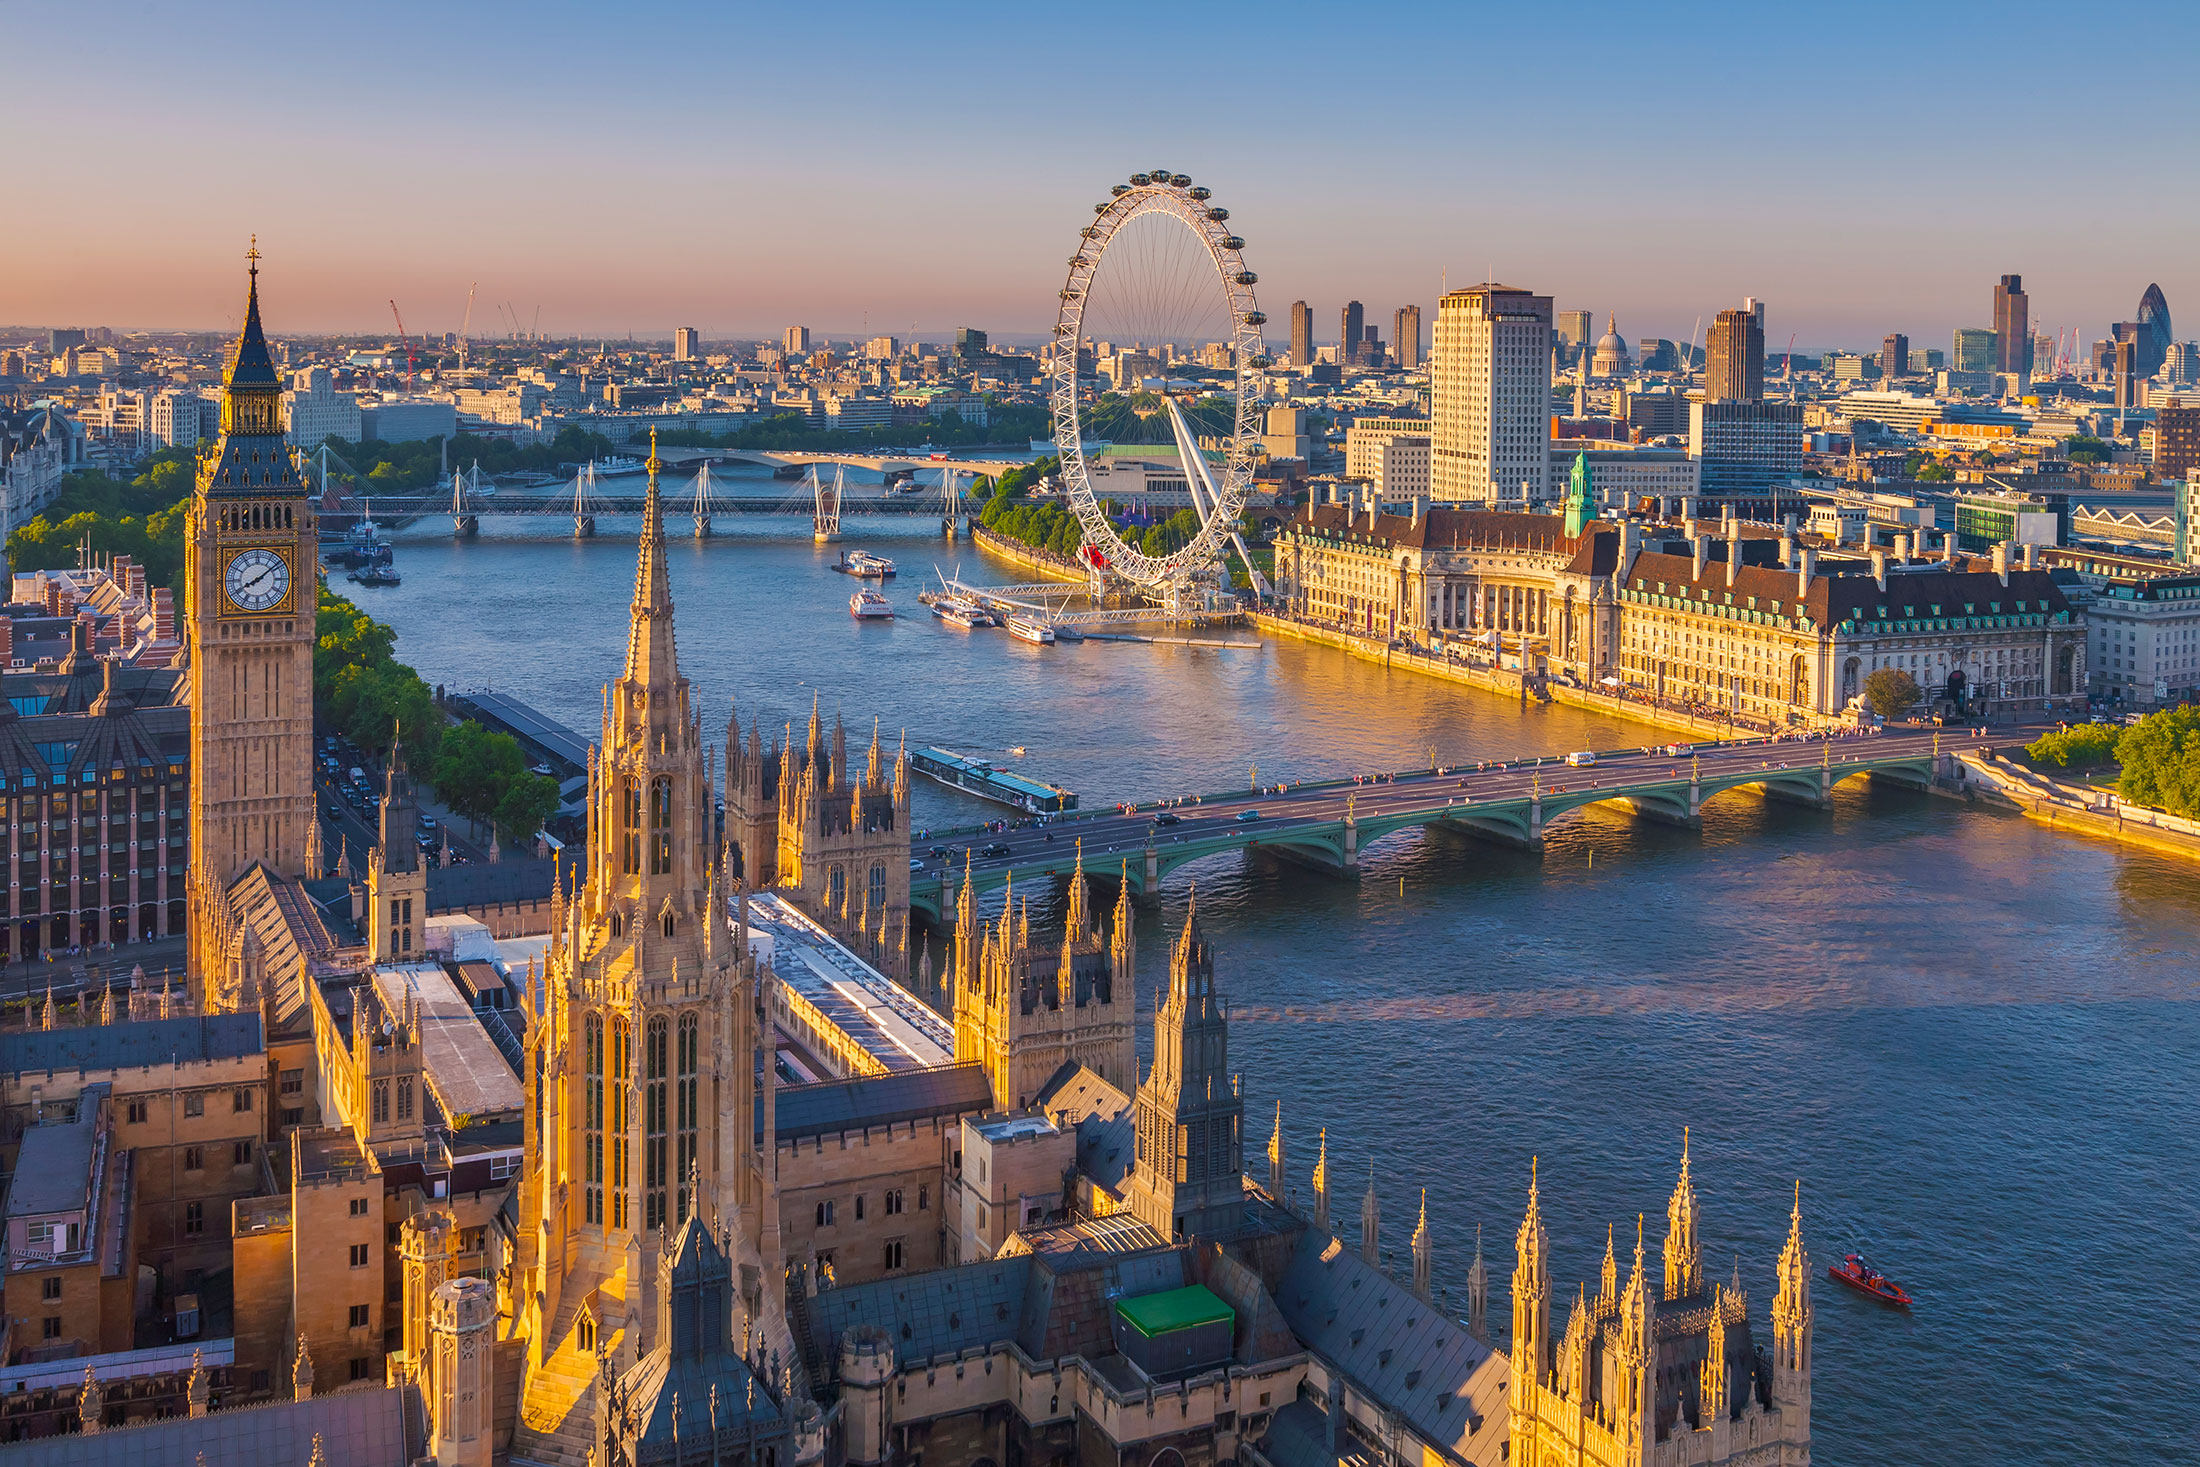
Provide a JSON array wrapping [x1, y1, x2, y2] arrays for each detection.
[[187, 242, 318, 994]]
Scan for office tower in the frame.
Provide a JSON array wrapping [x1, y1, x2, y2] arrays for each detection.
[[2154, 405, 2200, 479], [1341, 301, 1365, 367], [864, 335, 900, 360], [1430, 284, 1553, 505], [1555, 310, 1593, 366], [673, 326, 700, 361], [1704, 305, 1765, 402], [2114, 339, 2141, 409], [1394, 305, 1423, 370], [783, 325, 811, 354], [2167, 340, 2200, 387], [1689, 399, 1805, 497], [2137, 283, 2173, 376], [955, 327, 988, 358], [1290, 301, 1314, 366], [1881, 333, 1908, 381], [1993, 275, 2029, 372], [1953, 328, 1998, 374], [2032, 332, 2055, 377]]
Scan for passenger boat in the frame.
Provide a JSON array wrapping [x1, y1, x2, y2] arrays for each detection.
[[848, 589, 894, 620], [833, 550, 897, 579], [1006, 615, 1057, 645], [932, 599, 989, 630], [348, 564, 401, 587], [1827, 1254, 1912, 1308]]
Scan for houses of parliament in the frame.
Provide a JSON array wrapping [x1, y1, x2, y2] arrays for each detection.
[[0, 253, 1814, 1467]]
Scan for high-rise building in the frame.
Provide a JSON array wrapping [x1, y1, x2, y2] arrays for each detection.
[[1555, 310, 1594, 366], [2137, 283, 2173, 377], [2114, 339, 2141, 409], [1881, 333, 1909, 382], [1953, 328, 1998, 374], [1341, 301, 1365, 367], [955, 326, 988, 358], [1704, 305, 1765, 402], [1431, 284, 1553, 505], [2153, 405, 2200, 479], [2032, 332, 2056, 376], [1394, 305, 1423, 370], [186, 245, 319, 996], [1689, 399, 1805, 497], [864, 335, 900, 360], [1993, 275, 2029, 373], [1289, 301, 1314, 366], [783, 325, 811, 355], [673, 326, 701, 361]]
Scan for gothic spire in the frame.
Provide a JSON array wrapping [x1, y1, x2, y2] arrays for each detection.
[[1360, 1160, 1380, 1266], [1267, 1100, 1285, 1196], [1410, 1188, 1432, 1301], [1311, 1128, 1330, 1232], [865, 716, 882, 788], [225, 237, 279, 392], [1663, 1125, 1702, 1300], [1467, 1223, 1488, 1343], [1773, 1179, 1812, 1384], [1065, 838, 1089, 936], [1601, 1221, 1619, 1306], [622, 428, 679, 687]]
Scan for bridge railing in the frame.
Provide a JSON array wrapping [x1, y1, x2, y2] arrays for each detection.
[[911, 731, 1889, 846]]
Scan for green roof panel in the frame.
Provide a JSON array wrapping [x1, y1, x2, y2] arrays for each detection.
[[1115, 1284, 1234, 1339]]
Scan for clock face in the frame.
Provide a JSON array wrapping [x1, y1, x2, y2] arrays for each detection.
[[224, 547, 291, 612]]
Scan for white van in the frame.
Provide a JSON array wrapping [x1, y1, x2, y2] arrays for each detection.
[[1563, 751, 1597, 768]]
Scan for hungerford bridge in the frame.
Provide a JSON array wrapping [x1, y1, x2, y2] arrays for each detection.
[[359, 458, 984, 539], [908, 726, 1974, 920]]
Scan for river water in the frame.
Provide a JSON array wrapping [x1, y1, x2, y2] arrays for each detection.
[[363, 464, 2197, 1466]]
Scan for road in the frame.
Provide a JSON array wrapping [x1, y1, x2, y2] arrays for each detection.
[[916, 724, 2004, 894]]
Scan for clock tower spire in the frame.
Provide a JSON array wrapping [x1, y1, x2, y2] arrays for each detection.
[[188, 241, 319, 1007]]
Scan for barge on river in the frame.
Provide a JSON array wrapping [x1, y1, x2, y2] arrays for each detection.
[[909, 747, 1077, 814]]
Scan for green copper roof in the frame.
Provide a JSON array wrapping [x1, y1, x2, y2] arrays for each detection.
[[1115, 1284, 1233, 1338]]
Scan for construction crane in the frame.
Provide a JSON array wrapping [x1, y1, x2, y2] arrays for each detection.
[[389, 299, 416, 394], [1686, 314, 1702, 378], [1783, 332, 1798, 379], [458, 282, 476, 377]]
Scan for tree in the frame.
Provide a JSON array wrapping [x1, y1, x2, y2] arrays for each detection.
[[1863, 667, 1922, 718], [314, 588, 439, 764], [431, 720, 556, 839], [2025, 723, 2122, 769], [2114, 706, 2200, 816], [2065, 435, 2111, 466]]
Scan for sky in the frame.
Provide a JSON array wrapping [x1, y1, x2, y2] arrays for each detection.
[[4, 0, 2194, 353]]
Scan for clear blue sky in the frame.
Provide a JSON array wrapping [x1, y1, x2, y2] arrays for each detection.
[[5, 0, 2189, 353]]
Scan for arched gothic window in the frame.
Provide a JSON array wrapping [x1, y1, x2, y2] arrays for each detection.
[[649, 777, 673, 876]]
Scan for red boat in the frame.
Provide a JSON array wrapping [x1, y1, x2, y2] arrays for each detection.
[[1828, 1254, 1913, 1308]]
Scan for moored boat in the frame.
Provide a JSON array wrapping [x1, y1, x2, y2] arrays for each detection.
[[348, 564, 401, 587], [1827, 1254, 1912, 1308], [933, 599, 988, 629], [1006, 615, 1056, 645], [848, 589, 894, 619], [833, 550, 897, 579]]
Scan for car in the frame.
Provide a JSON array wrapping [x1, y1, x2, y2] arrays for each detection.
[[1153, 811, 1182, 826], [980, 842, 1010, 858], [910, 858, 926, 872], [417, 815, 439, 833], [1563, 751, 1597, 768], [1235, 808, 1263, 822], [1661, 742, 1693, 757], [927, 846, 948, 859], [416, 832, 436, 849]]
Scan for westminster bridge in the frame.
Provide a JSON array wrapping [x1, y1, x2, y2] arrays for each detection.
[[908, 726, 1978, 920]]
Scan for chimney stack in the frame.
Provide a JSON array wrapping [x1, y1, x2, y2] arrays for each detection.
[[1993, 542, 2010, 587], [1895, 531, 1912, 562], [1871, 548, 1888, 591], [1726, 531, 1743, 587], [1692, 534, 1709, 581], [1797, 545, 1818, 596], [2020, 541, 2038, 570], [1778, 526, 1796, 569]]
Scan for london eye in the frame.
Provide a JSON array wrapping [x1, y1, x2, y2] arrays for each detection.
[[1047, 171, 1269, 594]]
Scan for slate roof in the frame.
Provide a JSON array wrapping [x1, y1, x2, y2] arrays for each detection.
[[1033, 1062, 1134, 1194], [805, 1257, 1035, 1379], [6, 1095, 100, 1217], [428, 855, 557, 911], [770, 1063, 992, 1145], [1286, 503, 1588, 557], [1622, 546, 2073, 628], [1274, 1231, 1508, 1467], [0, 1013, 263, 1076], [0, 1382, 416, 1466], [226, 864, 342, 1029]]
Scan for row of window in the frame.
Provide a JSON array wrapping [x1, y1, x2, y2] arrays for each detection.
[[812, 1185, 924, 1227], [123, 1087, 255, 1124]]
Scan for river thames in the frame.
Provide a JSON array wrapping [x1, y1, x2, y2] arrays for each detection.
[[362, 473, 2196, 1467]]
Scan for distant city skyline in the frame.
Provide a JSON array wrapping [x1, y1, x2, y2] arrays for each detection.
[[6, 1, 2196, 350]]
